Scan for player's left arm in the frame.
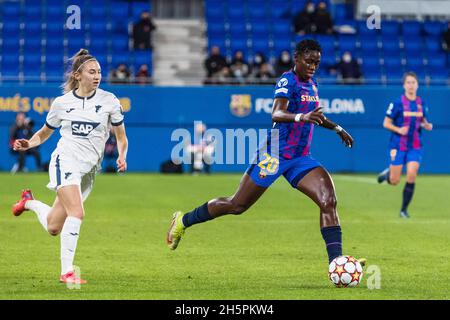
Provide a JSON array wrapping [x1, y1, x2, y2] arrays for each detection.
[[113, 124, 128, 172], [319, 116, 354, 148]]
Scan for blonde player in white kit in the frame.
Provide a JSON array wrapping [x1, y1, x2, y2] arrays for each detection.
[[12, 49, 129, 284]]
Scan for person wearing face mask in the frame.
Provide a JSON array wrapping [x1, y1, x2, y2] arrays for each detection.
[[275, 50, 293, 77], [293, 1, 316, 35], [110, 63, 132, 84], [133, 11, 157, 50], [204, 46, 228, 84], [314, 1, 333, 35], [230, 51, 250, 84], [331, 51, 362, 84]]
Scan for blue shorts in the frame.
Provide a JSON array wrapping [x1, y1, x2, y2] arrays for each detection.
[[389, 148, 423, 166], [246, 153, 322, 188]]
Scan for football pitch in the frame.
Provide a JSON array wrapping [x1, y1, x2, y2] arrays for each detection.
[[0, 172, 449, 300]]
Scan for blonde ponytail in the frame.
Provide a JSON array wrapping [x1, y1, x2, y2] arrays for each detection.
[[61, 48, 96, 94]]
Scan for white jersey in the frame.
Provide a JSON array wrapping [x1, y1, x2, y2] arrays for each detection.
[[46, 88, 124, 173]]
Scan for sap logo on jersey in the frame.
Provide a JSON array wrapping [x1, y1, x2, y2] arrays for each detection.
[[71, 121, 100, 136]]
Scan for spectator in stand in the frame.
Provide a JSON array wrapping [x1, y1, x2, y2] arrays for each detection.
[[254, 61, 276, 85], [135, 64, 152, 85], [275, 50, 293, 77], [250, 52, 268, 76], [9, 112, 42, 173], [110, 63, 132, 84], [293, 1, 316, 35], [330, 51, 362, 84], [133, 11, 157, 50], [442, 22, 450, 52], [229, 51, 250, 84], [314, 1, 333, 34], [204, 46, 228, 84]]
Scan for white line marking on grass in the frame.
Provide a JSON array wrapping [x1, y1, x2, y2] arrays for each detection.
[[333, 175, 378, 184]]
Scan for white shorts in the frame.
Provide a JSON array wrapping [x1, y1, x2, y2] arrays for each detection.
[[47, 152, 97, 201]]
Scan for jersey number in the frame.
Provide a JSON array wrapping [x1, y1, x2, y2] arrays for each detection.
[[257, 153, 279, 174]]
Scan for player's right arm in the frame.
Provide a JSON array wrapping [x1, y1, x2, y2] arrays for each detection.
[[383, 102, 408, 135], [13, 125, 54, 151]]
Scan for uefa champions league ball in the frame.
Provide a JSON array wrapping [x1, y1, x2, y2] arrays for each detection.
[[328, 255, 363, 287]]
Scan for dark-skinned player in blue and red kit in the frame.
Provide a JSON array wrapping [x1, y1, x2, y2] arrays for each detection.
[[167, 39, 365, 269]]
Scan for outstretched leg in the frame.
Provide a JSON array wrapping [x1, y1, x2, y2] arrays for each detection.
[[296, 167, 341, 263], [167, 173, 267, 250], [400, 161, 419, 218]]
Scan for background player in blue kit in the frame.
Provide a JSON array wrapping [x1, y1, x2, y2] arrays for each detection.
[[167, 40, 357, 266], [377, 72, 433, 218]]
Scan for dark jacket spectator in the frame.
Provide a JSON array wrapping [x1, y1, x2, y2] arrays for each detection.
[[442, 22, 450, 52], [9, 112, 41, 172], [250, 52, 268, 76], [133, 11, 156, 50], [229, 51, 250, 83], [293, 1, 316, 35], [110, 64, 132, 84], [314, 1, 333, 34], [204, 46, 228, 83], [254, 62, 276, 84], [275, 50, 293, 77], [331, 52, 362, 84], [135, 64, 152, 84]]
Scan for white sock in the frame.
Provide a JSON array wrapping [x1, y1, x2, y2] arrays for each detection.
[[25, 200, 51, 231], [60, 216, 82, 275]]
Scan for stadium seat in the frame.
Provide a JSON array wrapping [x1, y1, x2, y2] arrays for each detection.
[[268, 2, 290, 20], [89, 23, 109, 37], [423, 21, 443, 36], [206, 6, 226, 23], [132, 1, 151, 21], [403, 40, 423, 54], [229, 22, 248, 39], [89, 41, 109, 56], [227, 6, 246, 22], [424, 38, 442, 52], [111, 2, 130, 22], [2, 22, 21, 34], [46, 22, 65, 37], [338, 35, 358, 52], [2, 1, 21, 18], [382, 39, 401, 54], [427, 54, 447, 69], [230, 38, 249, 53], [23, 37, 42, 52], [110, 35, 129, 52], [272, 23, 292, 37], [402, 21, 422, 37], [45, 38, 65, 56], [67, 37, 87, 54], [24, 4, 42, 21], [333, 3, 353, 23], [359, 36, 379, 52], [404, 56, 424, 70], [1, 55, 21, 77], [2, 38, 20, 54], [380, 21, 400, 36], [24, 22, 43, 37], [250, 23, 269, 37], [357, 20, 379, 36]]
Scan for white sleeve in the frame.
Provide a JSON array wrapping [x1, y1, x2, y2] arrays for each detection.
[[110, 95, 124, 126], [45, 98, 62, 129]]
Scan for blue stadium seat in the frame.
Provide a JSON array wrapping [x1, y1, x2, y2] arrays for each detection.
[[2, 1, 21, 17], [45, 38, 65, 55], [230, 38, 249, 52], [402, 21, 422, 37], [46, 22, 65, 37], [427, 53, 446, 68], [227, 6, 246, 21], [338, 35, 357, 52], [247, 6, 267, 23], [229, 23, 248, 39], [24, 22, 43, 37], [272, 23, 292, 36], [206, 5, 226, 23], [380, 21, 400, 35], [362, 66, 382, 81], [272, 39, 292, 56], [359, 36, 379, 52], [1, 55, 21, 76], [251, 39, 270, 56], [23, 37, 42, 52], [250, 23, 269, 36], [2, 38, 20, 54], [423, 21, 443, 36], [45, 5, 66, 23], [424, 38, 442, 52], [362, 57, 380, 69], [404, 56, 424, 70], [357, 20, 378, 36], [89, 41, 109, 56], [384, 57, 403, 69], [23, 54, 42, 69], [24, 5, 42, 21], [111, 2, 130, 22], [333, 3, 353, 23], [45, 54, 65, 69], [403, 40, 423, 54], [268, 1, 290, 20], [67, 37, 87, 54], [111, 35, 129, 52], [89, 5, 108, 21], [89, 23, 108, 37], [2, 21, 21, 34], [385, 68, 405, 82], [382, 39, 401, 54]]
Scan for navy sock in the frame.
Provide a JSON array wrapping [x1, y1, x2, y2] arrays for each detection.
[[182, 202, 213, 228], [321, 226, 343, 263], [401, 182, 415, 212]]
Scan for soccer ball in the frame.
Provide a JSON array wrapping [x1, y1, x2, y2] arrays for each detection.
[[328, 255, 363, 287]]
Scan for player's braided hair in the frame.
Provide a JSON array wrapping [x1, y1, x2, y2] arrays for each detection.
[[295, 39, 322, 55], [62, 48, 97, 94]]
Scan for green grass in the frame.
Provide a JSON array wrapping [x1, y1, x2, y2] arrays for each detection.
[[0, 172, 449, 300]]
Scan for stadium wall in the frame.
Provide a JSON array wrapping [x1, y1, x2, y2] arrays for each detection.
[[1, 84, 449, 173]]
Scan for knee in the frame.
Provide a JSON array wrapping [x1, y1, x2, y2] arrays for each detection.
[[389, 176, 401, 185], [47, 226, 61, 236], [319, 194, 337, 213]]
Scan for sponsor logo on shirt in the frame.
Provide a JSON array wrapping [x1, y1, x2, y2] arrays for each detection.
[[71, 121, 100, 136], [301, 95, 320, 102]]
